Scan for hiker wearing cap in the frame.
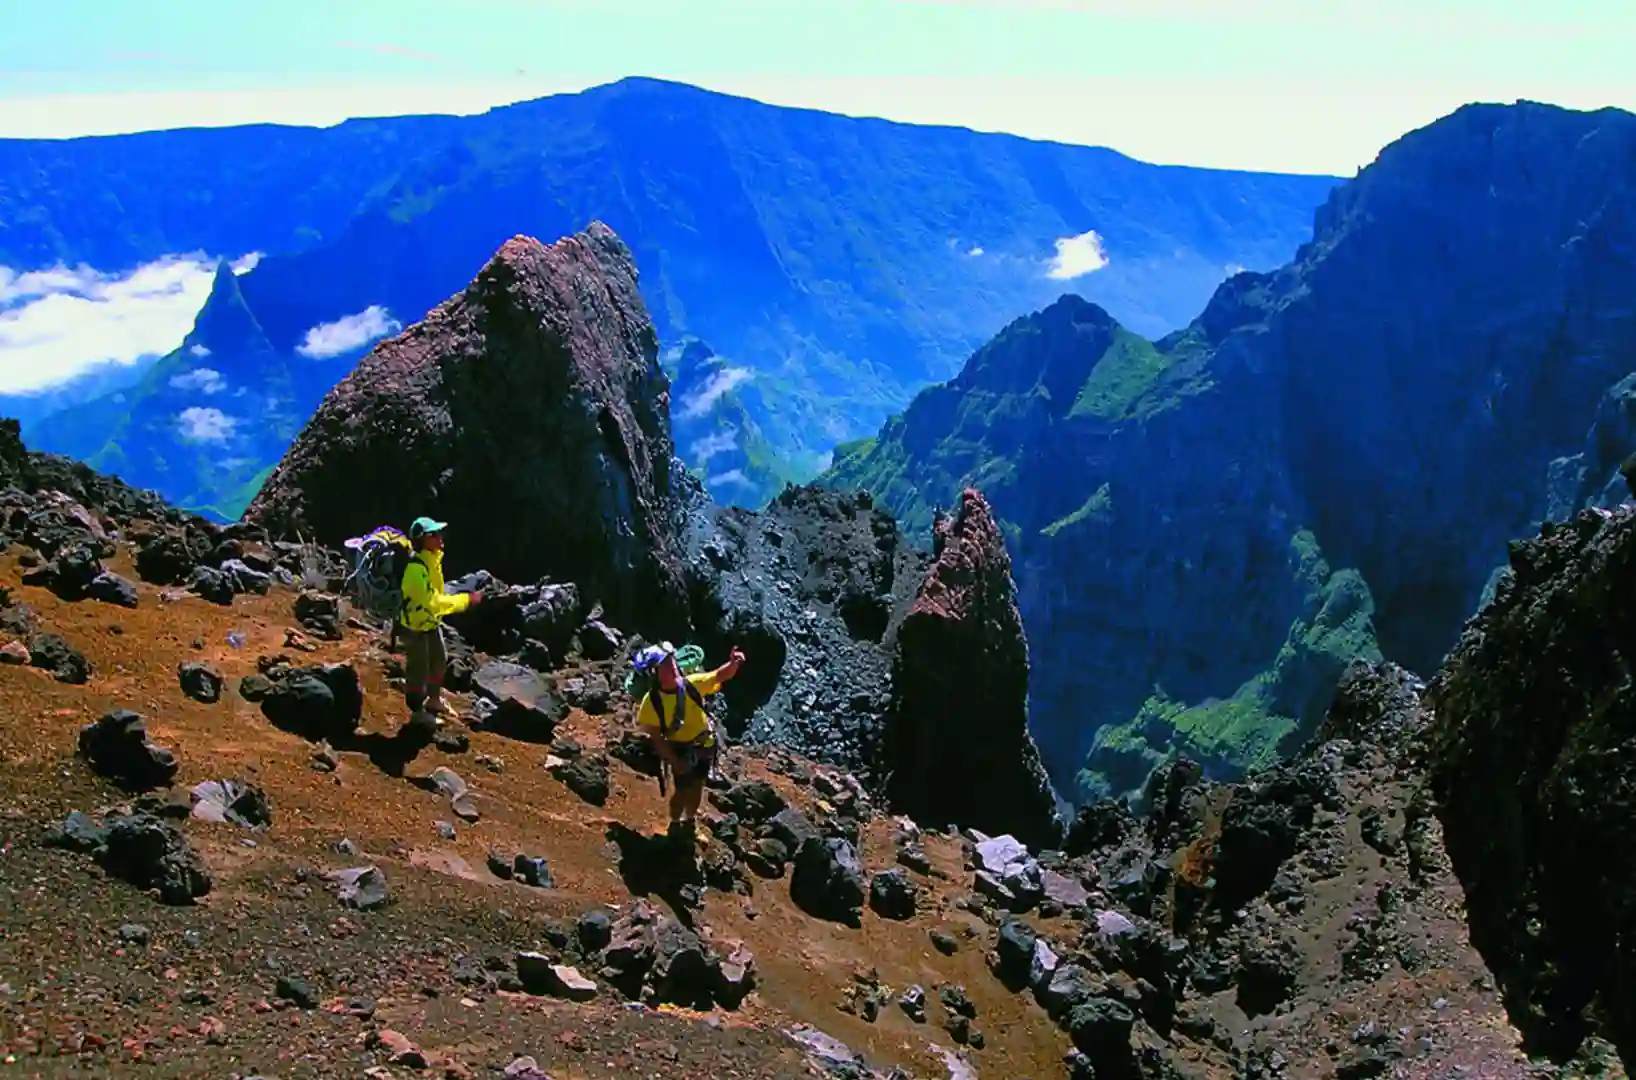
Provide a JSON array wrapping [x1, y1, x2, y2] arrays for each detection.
[[633, 641, 745, 840], [400, 516, 484, 728]]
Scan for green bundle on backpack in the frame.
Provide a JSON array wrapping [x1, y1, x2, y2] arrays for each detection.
[[624, 641, 705, 705]]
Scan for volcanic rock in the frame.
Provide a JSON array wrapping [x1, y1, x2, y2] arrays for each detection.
[[1429, 506, 1636, 1063], [244, 224, 694, 632], [883, 490, 1062, 847]]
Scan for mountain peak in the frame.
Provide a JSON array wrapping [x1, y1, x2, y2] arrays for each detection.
[[184, 258, 273, 358]]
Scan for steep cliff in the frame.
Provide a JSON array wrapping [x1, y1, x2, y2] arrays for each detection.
[[1428, 507, 1636, 1066], [245, 223, 694, 632], [829, 100, 1636, 801], [884, 489, 1062, 847]]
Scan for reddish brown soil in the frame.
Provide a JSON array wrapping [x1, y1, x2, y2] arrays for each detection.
[[0, 549, 1072, 1078]]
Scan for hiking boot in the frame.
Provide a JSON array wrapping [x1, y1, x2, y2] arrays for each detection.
[[409, 708, 439, 731]]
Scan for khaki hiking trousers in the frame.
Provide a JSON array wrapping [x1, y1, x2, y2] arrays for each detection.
[[401, 625, 447, 710]]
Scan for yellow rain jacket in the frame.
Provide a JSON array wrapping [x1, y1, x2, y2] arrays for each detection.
[[399, 549, 472, 631]]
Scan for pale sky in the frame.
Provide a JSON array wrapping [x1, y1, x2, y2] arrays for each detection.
[[1, 0, 1632, 175]]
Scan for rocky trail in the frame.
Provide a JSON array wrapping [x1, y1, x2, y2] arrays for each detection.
[[0, 427, 1604, 1080]]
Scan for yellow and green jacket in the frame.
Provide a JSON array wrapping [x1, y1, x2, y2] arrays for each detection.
[[399, 548, 472, 632]]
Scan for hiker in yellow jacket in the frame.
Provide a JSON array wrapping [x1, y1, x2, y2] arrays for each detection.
[[634, 642, 745, 840], [400, 516, 484, 728]]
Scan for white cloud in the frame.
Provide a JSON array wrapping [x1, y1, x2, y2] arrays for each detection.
[[295, 305, 401, 359], [689, 430, 739, 464], [708, 469, 753, 489], [189, 343, 212, 358], [0, 253, 253, 394], [169, 367, 226, 395], [1225, 262, 1248, 277], [677, 365, 753, 420], [231, 252, 263, 274], [1045, 229, 1111, 280], [967, 246, 986, 257], [176, 406, 235, 443]]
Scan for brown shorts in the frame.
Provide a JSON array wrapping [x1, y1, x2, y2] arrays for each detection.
[[671, 741, 717, 787]]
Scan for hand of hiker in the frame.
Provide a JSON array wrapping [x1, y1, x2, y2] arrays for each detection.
[[728, 645, 746, 669]]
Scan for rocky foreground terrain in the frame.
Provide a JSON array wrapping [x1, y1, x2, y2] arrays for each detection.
[[0, 410, 1620, 1080]]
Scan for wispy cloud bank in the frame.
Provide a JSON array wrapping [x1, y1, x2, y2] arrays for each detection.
[[1045, 229, 1111, 280], [708, 468, 753, 490], [295, 306, 402, 360], [176, 406, 235, 443], [677, 365, 753, 420], [0, 253, 255, 395], [689, 430, 739, 464], [169, 368, 226, 395]]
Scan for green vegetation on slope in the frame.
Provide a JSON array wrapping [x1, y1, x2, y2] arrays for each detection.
[[1079, 529, 1382, 803]]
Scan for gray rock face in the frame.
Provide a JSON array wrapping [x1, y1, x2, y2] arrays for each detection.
[[681, 485, 928, 778]]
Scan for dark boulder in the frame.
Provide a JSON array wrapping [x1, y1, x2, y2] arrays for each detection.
[[868, 869, 918, 921], [77, 710, 178, 791], [22, 540, 102, 600], [27, 631, 89, 684], [260, 664, 363, 740], [178, 661, 226, 704], [519, 582, 583, 650], [993, 917, 1039, 989], [293, 591, 343, 640], [791, 836, 865, 926], [710, 779, 787, 824], [133, 530, 196, 585], [87, 571, 139, 608], [65, 811, 212, 905], [188, 565, 236, 605], [549, 753, 610, 806], [472, 662, 565, 742]]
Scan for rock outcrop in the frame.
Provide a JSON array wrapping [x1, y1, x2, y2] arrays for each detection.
[[245, 223, 694, 632], [884, 489, 1061, 847], [1428, 506, 1636, 1066], [681, 485, 929, 779]]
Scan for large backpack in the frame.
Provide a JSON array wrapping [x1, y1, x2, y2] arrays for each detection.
[[342, 526, 415, 624], [626, 642, 707, 737]]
